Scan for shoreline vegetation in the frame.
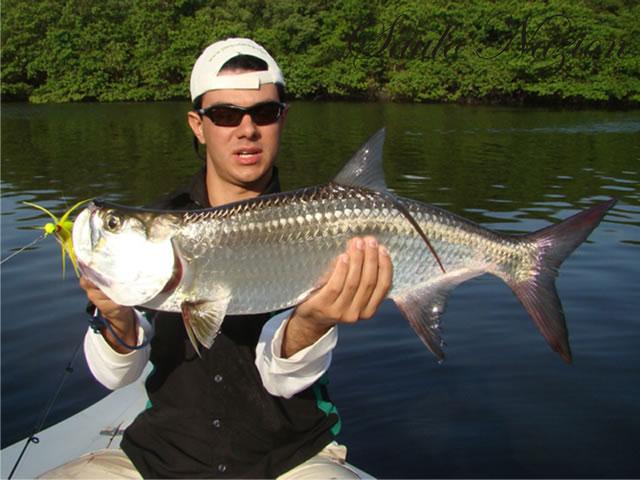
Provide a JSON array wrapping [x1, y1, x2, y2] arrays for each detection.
[[1, 0, 638, 106]]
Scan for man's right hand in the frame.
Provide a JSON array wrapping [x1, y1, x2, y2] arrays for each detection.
[[80, 276, 138, 353]]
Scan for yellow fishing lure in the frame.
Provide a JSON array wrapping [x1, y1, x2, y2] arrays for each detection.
[[23, 199, 92, 277]]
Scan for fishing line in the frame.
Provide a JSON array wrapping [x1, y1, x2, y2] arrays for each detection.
[[8, 333, 85, 479], [89, 308, 150, 350], [0, 234, 46, 266]]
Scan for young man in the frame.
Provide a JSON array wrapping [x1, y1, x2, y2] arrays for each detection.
[[74, 38, 392, 478]]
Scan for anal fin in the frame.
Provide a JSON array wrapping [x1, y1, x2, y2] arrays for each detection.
[[181, 286, 231, 355], [391, 272, 472, 362]]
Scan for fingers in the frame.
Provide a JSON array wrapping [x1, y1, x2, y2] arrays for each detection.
[[78, 276, 137, 352], [333, 236, 392, 323], [335, 238, 366, 312], [80, 276, 109, 305], [317, 252, 350, 305], [360, 244, 393, 319], [79, 275, 95, 292], [339, 237, 379, 321], [78, 275, 134, 326], [313, 237, 366, 315]]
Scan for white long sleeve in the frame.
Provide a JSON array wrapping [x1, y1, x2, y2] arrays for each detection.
[[85, 309, 338, 397], [83, 310, 153, 390], [255, 309, 338, 399]]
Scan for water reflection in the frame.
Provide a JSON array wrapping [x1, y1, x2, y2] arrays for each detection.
[[1, 102, 639, 477]]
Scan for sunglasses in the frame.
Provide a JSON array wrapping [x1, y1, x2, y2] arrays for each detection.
[[197, 101, 286, 127]]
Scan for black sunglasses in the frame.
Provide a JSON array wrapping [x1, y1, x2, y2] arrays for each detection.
[[197, 101, 286, 127]]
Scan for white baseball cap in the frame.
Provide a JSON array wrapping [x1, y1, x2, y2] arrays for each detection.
[[190, 38, 285, 101]]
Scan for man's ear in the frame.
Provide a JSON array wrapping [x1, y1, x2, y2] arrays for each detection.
[[187, 111, 206, 144]]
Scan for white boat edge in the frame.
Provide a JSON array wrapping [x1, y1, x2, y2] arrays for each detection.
[[1, 365, 375, 479], [1, 365, 152, 479]]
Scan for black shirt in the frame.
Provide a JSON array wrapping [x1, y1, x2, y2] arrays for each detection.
[[120, 167, 339, 478]]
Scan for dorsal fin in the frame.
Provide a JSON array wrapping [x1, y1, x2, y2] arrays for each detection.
[[334, 127, 447, 274], [333, 128, 388, 193]]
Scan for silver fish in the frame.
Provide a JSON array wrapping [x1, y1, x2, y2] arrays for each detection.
[[72, 129, 616, 361]]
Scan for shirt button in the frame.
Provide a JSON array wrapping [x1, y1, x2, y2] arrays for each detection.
[[212, 418, 221, 428], [217, 463, 227, 473], [214, 374, 223, 383]]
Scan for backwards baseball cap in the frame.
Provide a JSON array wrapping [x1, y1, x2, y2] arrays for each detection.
[[190, 38, 285, 101]]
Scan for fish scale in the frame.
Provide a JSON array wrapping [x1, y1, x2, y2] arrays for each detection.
[[154, 183, 528, 327], [173, 184, 449, 314], [73, 129, 616, 360]]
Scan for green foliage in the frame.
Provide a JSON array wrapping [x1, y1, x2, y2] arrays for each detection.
[[1, 0, 638, 104]]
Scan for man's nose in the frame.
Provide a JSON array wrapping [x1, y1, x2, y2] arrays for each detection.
[[235, 112, 259, 137]]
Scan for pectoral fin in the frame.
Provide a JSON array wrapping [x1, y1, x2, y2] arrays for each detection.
[[181, 287, 231, 355]]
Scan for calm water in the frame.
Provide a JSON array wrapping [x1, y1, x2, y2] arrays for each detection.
[[1, 102, 639, 478]]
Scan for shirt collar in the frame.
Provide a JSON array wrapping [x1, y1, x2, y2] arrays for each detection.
[[188, 166, 282, 208]]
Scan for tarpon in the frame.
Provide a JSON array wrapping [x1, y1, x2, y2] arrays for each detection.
[[72, 129, 616, 361]]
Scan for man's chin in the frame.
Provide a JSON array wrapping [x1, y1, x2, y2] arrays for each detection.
[[233, 167, 273, 189]]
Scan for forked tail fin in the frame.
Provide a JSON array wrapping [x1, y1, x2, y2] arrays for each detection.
[[507, 199, 617, 363]]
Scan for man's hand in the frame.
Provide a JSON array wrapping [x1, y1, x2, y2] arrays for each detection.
[[282, 236, 393, 358], [80, 276, 138, 354]]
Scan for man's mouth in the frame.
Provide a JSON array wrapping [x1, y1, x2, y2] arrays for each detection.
[[233, 147, 262, 165]]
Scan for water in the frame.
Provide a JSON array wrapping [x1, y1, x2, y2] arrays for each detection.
[[1, 102, 639, 478]]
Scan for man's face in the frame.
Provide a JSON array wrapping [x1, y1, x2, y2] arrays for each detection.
[[189, 83, 286, 195]]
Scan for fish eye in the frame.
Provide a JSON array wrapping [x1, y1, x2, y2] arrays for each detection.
[[104, 211, 124, 232]]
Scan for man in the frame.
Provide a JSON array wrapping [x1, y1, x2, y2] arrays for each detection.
[[72, 38, 392, 478]]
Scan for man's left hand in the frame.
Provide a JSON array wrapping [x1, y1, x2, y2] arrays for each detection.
[[282, 236, 393, 358]]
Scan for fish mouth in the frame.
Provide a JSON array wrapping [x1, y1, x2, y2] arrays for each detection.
[[78, 260, 112, 289]]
